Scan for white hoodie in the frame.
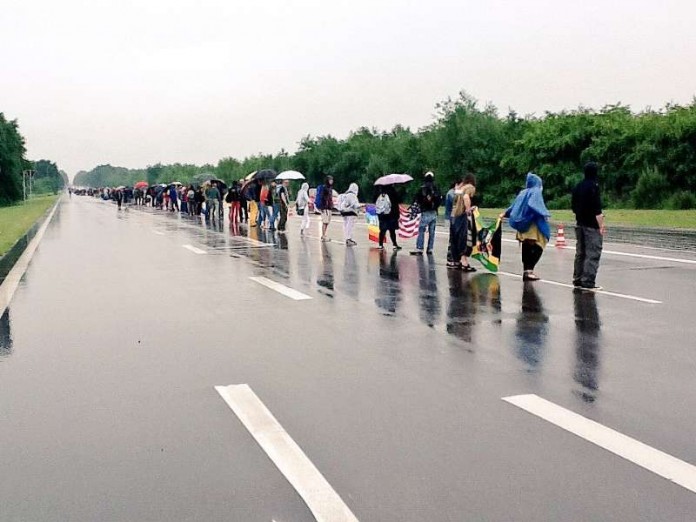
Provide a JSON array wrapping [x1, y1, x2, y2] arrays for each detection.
[[342, 183, 360, 214]]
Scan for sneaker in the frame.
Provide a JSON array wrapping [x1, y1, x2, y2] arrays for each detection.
[[523, 272, 540, 281], [580, 283, 602, 291], [321, 237, 331, 242], [410, 250, 424, 256], [393, 245, 402, 251], [426, 250, 433, 255], [376, 245, 384, 250]]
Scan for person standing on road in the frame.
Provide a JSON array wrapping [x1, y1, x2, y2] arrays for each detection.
[[258, 182, 269, 228], [318, 175, 335, 242], [239, 179, 249, 222], [187, 186, 196, 215], [277, 180, 290, 232], [411, 171, 442, 255], [377, 185, 402, 250], [226, 182, 241, 223], [572, 162, 605, 290], [206, 182, 220, 221], [502, 173, 551, 281], [296, 182, 311, 235], [340, 183, 361, 246], [267, 181, 278, 230], [114, 188, 123, 210], [169, 185, 179, 212], [449, 177, 478, 271]]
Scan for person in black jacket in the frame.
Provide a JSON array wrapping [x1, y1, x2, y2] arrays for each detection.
[[411, 172, 442, 255], [572, 162, 606, 290], [377, 185, 402, 250]]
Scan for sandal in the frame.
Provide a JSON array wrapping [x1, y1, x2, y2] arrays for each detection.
[[462, 265, 477, 272], [447, 262, 462, 269]]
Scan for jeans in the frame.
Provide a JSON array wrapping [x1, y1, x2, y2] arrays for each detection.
[[416, 211, 437, 251], [207, 200, 218, 219], [257, 203, 268, 227], [573, 226, 603, 287], [270, 203, 280, 229]]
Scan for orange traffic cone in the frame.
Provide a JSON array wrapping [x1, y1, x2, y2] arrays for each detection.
[[555, 224, 567, 248]]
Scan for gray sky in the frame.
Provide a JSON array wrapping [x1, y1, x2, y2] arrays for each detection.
[[2, 0, 695, 178]]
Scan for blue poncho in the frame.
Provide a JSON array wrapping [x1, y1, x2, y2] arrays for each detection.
[[505, 173, 551, 240]]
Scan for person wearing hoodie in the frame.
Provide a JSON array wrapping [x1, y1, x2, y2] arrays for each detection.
[[572, 162, 605, 290], [296, 182, 311, 235], [502, 173, 551, 281], [340, 183, 361, 246]]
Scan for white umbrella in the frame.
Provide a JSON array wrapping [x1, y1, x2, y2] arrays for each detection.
[[374, 173, 413, 186], [244, 171, 257, 181], [276, 170, 305, 180]]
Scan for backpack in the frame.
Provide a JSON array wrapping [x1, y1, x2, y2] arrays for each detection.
[[315, 185, 324, 209], [375, 193, 391, 215], [338, 193, 350, 213]]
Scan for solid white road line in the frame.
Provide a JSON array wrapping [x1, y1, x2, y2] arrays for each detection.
[[0, 200, 60, 317], [496, 271, 662, 304], [249, 276, 312, 300], [152, 230, 165, 235], [215, 384, 359, 522], [182, 244, 206, 254], [503, 394, 696, 494]]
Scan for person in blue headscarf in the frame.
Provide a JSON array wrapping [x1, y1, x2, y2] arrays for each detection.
[[501, 173, 551, 281]]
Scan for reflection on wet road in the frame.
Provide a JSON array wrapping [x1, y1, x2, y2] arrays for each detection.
[[2, 197, 696, 522]]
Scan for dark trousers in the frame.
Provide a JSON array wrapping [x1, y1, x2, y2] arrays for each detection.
[[522, 241, 543, 271], [278, 203, 288, 230], [240, 200, 248, 222], [573, 226, 603, 286], [378, 215, 398, 246]]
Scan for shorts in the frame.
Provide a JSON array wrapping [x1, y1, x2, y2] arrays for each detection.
[[321, 210, 332, 224]]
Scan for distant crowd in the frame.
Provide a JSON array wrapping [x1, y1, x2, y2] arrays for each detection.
[[76, 162, 606, 290]]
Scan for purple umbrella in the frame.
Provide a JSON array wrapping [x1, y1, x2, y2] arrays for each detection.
[[374, 173, 413, 186]]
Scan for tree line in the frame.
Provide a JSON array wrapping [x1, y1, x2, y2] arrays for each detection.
[[68, 91, 696, 210], [0, 113, 67, 205]]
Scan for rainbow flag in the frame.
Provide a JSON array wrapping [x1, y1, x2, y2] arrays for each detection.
[[365, 204, 381, 243]]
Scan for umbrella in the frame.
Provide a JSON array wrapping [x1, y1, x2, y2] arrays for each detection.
[[134, 181, 148, 189], [374, 173, 413, 186], [170, 181, 182, 186], [244, 171, 257, 181], [276, 170, 305, 180], [253, 169, 277, 181]]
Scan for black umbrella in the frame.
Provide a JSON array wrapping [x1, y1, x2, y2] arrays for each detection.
[[203, 178, 228, 192], [253, 169, 277, 181]]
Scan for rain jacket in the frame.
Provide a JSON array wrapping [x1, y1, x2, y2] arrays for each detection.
[[296, 183, 310, 209], [504, 173, 551, 240], [341, 183, 360, 215]]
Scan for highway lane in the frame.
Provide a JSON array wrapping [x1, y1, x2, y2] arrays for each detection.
[[1, 197, 695, 521]]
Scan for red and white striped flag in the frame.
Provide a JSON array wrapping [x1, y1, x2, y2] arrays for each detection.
[[398, 205, 420, 239]]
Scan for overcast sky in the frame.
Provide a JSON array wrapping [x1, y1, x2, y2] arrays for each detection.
[[2, 0, 695, 178]]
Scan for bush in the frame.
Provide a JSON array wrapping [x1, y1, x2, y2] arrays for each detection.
[[632, 168, 669, 209], [665, 190, 696, 210], [547, 193, 572, 210]]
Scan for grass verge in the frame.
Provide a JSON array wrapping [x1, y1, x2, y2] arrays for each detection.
[[0, 195, 59, 257], [479, 208, 696, 230]]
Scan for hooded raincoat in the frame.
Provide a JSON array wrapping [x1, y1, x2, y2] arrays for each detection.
[[505, 173, 551, 242]]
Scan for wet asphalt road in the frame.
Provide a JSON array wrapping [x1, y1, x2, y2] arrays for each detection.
[[1, 197, 696, 521]]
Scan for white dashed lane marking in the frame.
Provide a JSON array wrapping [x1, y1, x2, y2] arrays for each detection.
[[503, 394, 696, 494], [215, 384, 359, 522], [249, 276, 312, 300]]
